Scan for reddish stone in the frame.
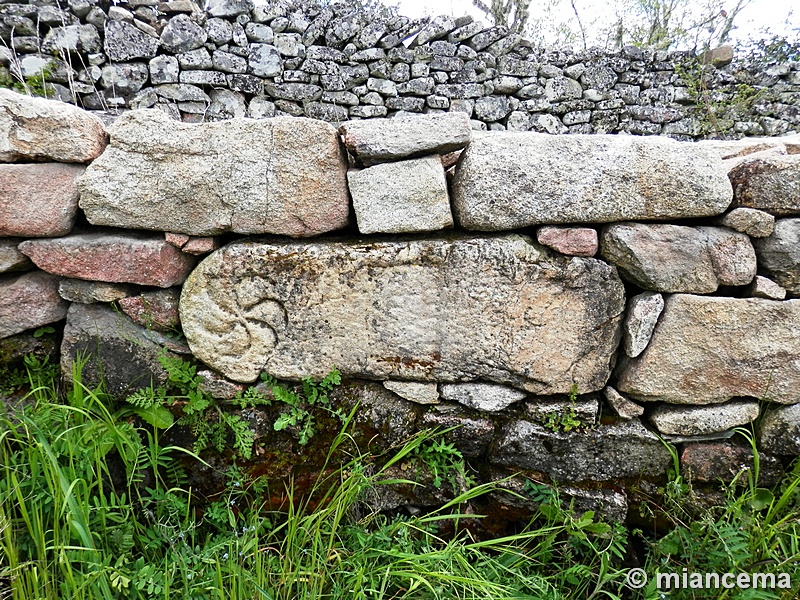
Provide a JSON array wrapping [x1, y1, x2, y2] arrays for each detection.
[[18, 232, 196, 288], [537, 226, 599, 257], [681, 442, 782, 485], [0, 163, 84, 237], [0, 270, 68, 339], [182, 236, 219, 255], [118, 288, 181, 332], [165, 232, 190, 248]]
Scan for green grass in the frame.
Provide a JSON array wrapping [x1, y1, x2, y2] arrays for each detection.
[[0, 355, 799, 599]]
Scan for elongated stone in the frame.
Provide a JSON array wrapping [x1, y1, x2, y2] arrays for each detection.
[[79, 109, 349, 237], [649, 400, 760, 436], [452, 133, 732, 229], [617, 295, 800, 405], [753, 218, 800, 296], [180, 235, 625, 388]]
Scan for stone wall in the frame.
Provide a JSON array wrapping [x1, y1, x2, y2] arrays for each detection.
[[0, 0, 798, 138], [3, 89, 800, 520]]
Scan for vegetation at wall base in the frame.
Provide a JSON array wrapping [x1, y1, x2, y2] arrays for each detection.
[[0, 356, 798, 599]]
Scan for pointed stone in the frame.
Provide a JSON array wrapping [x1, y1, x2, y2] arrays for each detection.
[[603, 386, 644, 419], [622, 292, 664, 358]]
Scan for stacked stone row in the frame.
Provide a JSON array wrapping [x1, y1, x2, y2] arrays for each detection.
[[2, 90, 800, 516], [0, 0, 798, 137]]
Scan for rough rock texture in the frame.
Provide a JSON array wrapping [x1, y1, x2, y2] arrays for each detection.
[[420, 407, 495, 457], [536, 226, 598, 257], [622, 291, 664, 358], [198, 369, 246, 400], [681, 442, 781, 484], [729, 155, 800, 215], [60, 303, 169, 397], [748, 276, 786, 300], [759, 403, 800, 455], [19, 232, 196, 288], [383, 381, 440, 404], [600, 223, 755, 293], [452, 133, 732, 230], [616, 295, 800, 405], [0, 89, 107, 162], [0, 271, 68, 339], [492, 418, 672, 481], [0, 164, 84, 237], [0, 240, 32, 273], [524, 396, 599, 425], [339, 112, 471, 164], [718, 207, 775, 238], [753, 219, 800, 296], [79, 110, 350, 237], [649, 400, 760, 436], [439, 382, 527, 412], [347, 155, 453, 234], [180, 235, 625, 388], [602, 386, 644, 419], [118, 288, 181, 332], [58, 279, 138, 303]]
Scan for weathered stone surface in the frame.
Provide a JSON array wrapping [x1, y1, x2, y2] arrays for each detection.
[[524, 396, 599, 426], [0, 89, 106, 162], [681, 442, 781, 484], [0, 240, 32, 273], [104, 19, 160, 62], [182, 237, 220, 255], [759, 403, 800, 455], [536, 226, 598, 257], [717, 207, 775, 238], [180, 235, 625, 389], [0, 163, 83, 237], [492, 418, 672, 481], [649, 400, 760, 436], [60, 303, 168, 397], [603, 386, 644, 419], [617, 295, 800, 405], [160, 14, 207, 53], [748, 276, 786, 300], [601, 224, 754, 293], [439, 382, 526, 412], [383, 381, 439, 404], [198, 369, 246, 400], [206, 0, 252, 17], [248, 43, 283, 77], [19, 232, 196, 288], [729, 155, 800, 216], [622, 291, 664, 358], [58, 279, 137, 303], [339, 112, 471, 165], [420, 406, 495, 457], [0, 329, 59, 368], [79, 110, 349, 237], [348, 155, 452, 234], [118, 288, 181, 332], [0, 271, 68, 339], [753, 219, 800, 296], [452, 133, 732, 230]]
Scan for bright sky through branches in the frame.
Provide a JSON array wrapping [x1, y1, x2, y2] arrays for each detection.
[[393, 0, 797, 49]]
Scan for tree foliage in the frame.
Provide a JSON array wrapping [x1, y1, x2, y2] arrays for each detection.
[[472, 0, 533, 33]]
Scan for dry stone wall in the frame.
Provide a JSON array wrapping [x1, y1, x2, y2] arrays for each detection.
[[0, 0, 798, 139], [3, 89, 800, 519]]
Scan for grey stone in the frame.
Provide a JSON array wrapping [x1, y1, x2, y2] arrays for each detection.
[[0, 90, 107, 163], [207, 89, 246, 120], [273, 32, 303, 57], [473, 95, 512, 122], [383, 381, 439, 404], [524, 396, 599, 425], [759, 403, 800, 455], [42, 24, 102, 54], [348, 156, 452, 234], [58, 279, 137, 303], [603, 386, 644, 419], [718, 207, 775, 238], [0, 240, 32, 273], [149, 56, 179, 84], [161, 14, 207, 53], [385, 97, 424, 112], [452, 134, 732, 230], [79, 110, 349, 237], [366, 77, 397, 97], [467, 26, 507, 51], [544, 76, 582, 102], [154, 83, 209, 102], [304, 102, 348, 123], [245, 22, 273, 43], [179, 235, 625, 389], [439, 382, 526, 412], [580, 65, 617, 91], [413, 15, 456, 46], [248, 96, 275, 119], [650, 401, 760, 436], [177, 48, 213, 70], [753, 219, 800, 296], [0, 271, 68, 339], [600, 224, 753, 293], [100, 62, 149, 95], [729, 155, 800, 216], [197, 369, 246, 400], [748, 276, 786, 300], [264, 83, 322, 102], [623, 291, 664, 358], [617, 294, 800, 405], [104, 19, 159, 62], [228, 74, 263, 95], [60, 303, 169, 398], [492, 418, 671, 481], [180, 70, 228, 86], [421, 408, 495, 457], [340, 111, 471, 165], [529, 114, 567, 134], [213, 50, 247, 73], [248, 44, 283, 77], [205, 0, 252, 18], [349, 105, 387, 118], [205, 18, 233, 44]]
